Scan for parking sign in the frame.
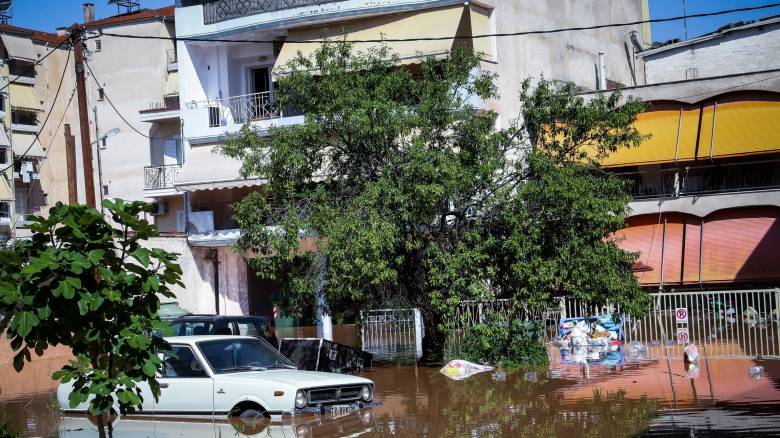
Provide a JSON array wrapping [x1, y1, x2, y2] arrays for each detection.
[[676, 327, 690, 344], [675, 307, 689, 324]]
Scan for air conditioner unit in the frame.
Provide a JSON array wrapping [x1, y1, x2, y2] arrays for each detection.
[[150, 200, 168, 216]]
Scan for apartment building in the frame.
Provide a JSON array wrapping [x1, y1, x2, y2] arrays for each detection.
[[168, 0, 650, 316], [592, 19, 780, 290], [0, 24, 74, 239]]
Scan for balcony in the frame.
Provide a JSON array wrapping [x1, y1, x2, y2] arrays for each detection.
[[189, 91, 283, 128], [145, 164, 181, 191], [202, 0, 350, 25], [615, 159, 780, 199]]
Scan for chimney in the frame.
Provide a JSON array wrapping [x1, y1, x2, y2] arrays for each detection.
[[83, 3, 95, 23]]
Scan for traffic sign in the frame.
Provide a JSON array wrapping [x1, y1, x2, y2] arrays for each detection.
[[677, 327, 690, 344], [675, 307, 689, 324]]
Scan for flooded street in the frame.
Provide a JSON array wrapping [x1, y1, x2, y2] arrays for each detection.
[[2, 350, 780, 437]]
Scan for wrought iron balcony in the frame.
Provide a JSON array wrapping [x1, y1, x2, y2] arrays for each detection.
[[202, 0, 350, 25], [188, 91, 283, 127], [145, 164, 181, 190]]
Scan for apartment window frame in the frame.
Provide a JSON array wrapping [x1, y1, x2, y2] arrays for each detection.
[[98, 88, 105, 101], [95, 39, 102, 52], [0, 147, 7, 165]]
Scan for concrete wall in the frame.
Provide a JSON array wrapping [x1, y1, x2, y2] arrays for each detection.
[[643, 22, 780, 83], [481, 0, 645, 126]]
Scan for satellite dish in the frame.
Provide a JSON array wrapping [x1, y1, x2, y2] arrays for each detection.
[[0, 1, 12, 15], [107, 0, 141, 14]]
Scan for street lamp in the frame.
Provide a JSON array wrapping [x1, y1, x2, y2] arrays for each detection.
[[91, 127, 121, 147]]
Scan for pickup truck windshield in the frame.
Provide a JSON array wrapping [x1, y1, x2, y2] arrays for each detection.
[[198, 338, 296, 374]]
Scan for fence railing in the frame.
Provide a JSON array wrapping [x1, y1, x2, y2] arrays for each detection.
[[445, 289, 780, 360], [144, 164, 181, 190], [190, 91, 281, 127], [361, 309, 423, 362], [202, 0, 350, 25], [614, 159, 780, 199]]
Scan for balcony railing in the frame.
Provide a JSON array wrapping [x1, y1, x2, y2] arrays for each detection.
[[615, 159, 780, 199], [189, 91, 282, 128], [202, 0, 350, 25], [145, 164, 181, 190]]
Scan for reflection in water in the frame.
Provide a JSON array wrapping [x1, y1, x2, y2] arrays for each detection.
[[2, 355, 780, 437]]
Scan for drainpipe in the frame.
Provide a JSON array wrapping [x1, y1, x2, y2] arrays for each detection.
[[93, 106, 105, 212], [598, 51, 608, 90], [209, 248, 220, 315]]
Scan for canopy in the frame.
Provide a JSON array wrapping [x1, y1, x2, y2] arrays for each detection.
[[9, 84, 43, 112], [12, 132, 45, 158], [273, 5, 488, 75], [175, 145, 263, 191], [602, 97, 780, 167], [165, 71, 179, 97], [0, 128, 10, 147], [1, 34, 37, 63]]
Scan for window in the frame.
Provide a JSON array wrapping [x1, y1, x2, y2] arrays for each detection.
[[161, 346, 208, 378], [169, 320, 214, 336], [95, 39, 102, 52], [235, 321, 260, 337], [0, 148, 6, 165], [198, 338, 294, 374], [98, 88, 105, 101], [102, 185, 109, 196], [0, 202, 9, 219]]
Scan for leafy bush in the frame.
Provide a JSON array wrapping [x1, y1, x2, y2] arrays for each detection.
[[0, 421, 21, 438], [461, 320, 548, 368]]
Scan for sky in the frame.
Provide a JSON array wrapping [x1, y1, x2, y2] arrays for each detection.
[[7, 0, 780, 41]]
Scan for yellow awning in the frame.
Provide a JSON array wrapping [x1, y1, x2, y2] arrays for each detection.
[[165, 71, 179, 97], [469, 5, 493, 60], [274, 5, 468, 75], [601, 109, 682, 166], [9, 83, 42, 112], [12, 132, 45, 158], [711, 100, 780, 158], [0, 178, 12, 201]]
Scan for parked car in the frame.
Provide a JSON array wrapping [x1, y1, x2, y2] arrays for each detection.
[[168, 315, 279, 348], [57, 336, 377, 420]]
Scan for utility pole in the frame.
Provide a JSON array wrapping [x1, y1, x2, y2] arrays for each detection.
[[73, 28, 96, 208], [64, 124, 78, 204]]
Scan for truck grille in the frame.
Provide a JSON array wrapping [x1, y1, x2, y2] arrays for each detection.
[[307, 385, 364, 405]]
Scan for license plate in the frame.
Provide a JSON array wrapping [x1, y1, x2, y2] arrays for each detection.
[[328, 404, 356, 417]]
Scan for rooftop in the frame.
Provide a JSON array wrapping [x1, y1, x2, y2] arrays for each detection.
[[79, 5, 175, 29]]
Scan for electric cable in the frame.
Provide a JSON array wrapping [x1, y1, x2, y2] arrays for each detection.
[[97, 3, 780, 44], [82, 59, 167, 140], [0, 45, 73, 174]]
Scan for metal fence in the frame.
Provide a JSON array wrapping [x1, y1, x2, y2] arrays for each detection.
[[144, 164, 181, 190], [361, 309, 423, 362], [202, 0, 350, 25], [445, 289, 780, 360], [196, 91, 281, 127]]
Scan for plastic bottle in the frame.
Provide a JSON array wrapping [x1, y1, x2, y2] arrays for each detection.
[[749, 366, 764, 380]]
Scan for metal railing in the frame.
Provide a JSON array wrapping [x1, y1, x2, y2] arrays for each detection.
[[446, 289, 780, 360], [361, 309, 423, 362], [191, 91, 281, 128], [202, 0, 350, 25], [144, 164, 181, 190], [615, 159, 780, 199]]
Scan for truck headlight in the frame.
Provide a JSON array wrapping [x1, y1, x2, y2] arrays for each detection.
[[295, 390, 307, 409], [360, 385, 372, 402]]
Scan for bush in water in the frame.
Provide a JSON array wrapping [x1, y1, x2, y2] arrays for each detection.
[[461, 320, 548, 369]]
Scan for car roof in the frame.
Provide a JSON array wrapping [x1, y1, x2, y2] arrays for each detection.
[[165, 335, 259, 344], [172, 315, 266, 321]]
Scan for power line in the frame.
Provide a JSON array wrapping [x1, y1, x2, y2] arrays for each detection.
[[1, 45, 73, 174], [98, 2, 780, 44], [0, 33, 72, 94], [82, 59, 166, 140], [22, 86, 78, 206]]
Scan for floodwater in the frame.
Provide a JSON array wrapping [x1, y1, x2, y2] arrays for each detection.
[[2, 347, 780, 438]]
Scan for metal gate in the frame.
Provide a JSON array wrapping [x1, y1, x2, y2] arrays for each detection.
[[360, 309, 423, 362]]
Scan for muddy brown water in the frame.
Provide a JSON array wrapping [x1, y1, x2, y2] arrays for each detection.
[[2, 348, 780, 437]]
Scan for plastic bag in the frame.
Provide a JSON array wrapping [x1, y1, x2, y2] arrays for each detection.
[[626, 341, 649, 361], [440, 360, 494, 381], [684, 343, 700, 363]]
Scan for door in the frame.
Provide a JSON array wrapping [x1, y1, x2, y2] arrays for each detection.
[[163, 139, 180, 166], [154, 345, 214, 417], [250, 67, 272, 120]]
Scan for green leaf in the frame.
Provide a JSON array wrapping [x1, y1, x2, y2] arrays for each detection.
[[37, 305, 52, 320], [11, 311, 39, 337], [88, 249, 106, 265], [142, 359, 157, 377], [130, 248, 151, 268]]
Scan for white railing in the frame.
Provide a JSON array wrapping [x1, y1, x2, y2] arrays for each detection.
[[188, 91, 281, 127], [445, 289, 780, 360], [361, 309, 423, 362]]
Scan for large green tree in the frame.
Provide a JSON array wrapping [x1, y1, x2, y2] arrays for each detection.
[[222, 41, 650, 358], [0, 200, 182, 432]]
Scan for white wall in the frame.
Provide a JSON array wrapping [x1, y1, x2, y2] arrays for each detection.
[[643, 23, 780, 83]]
